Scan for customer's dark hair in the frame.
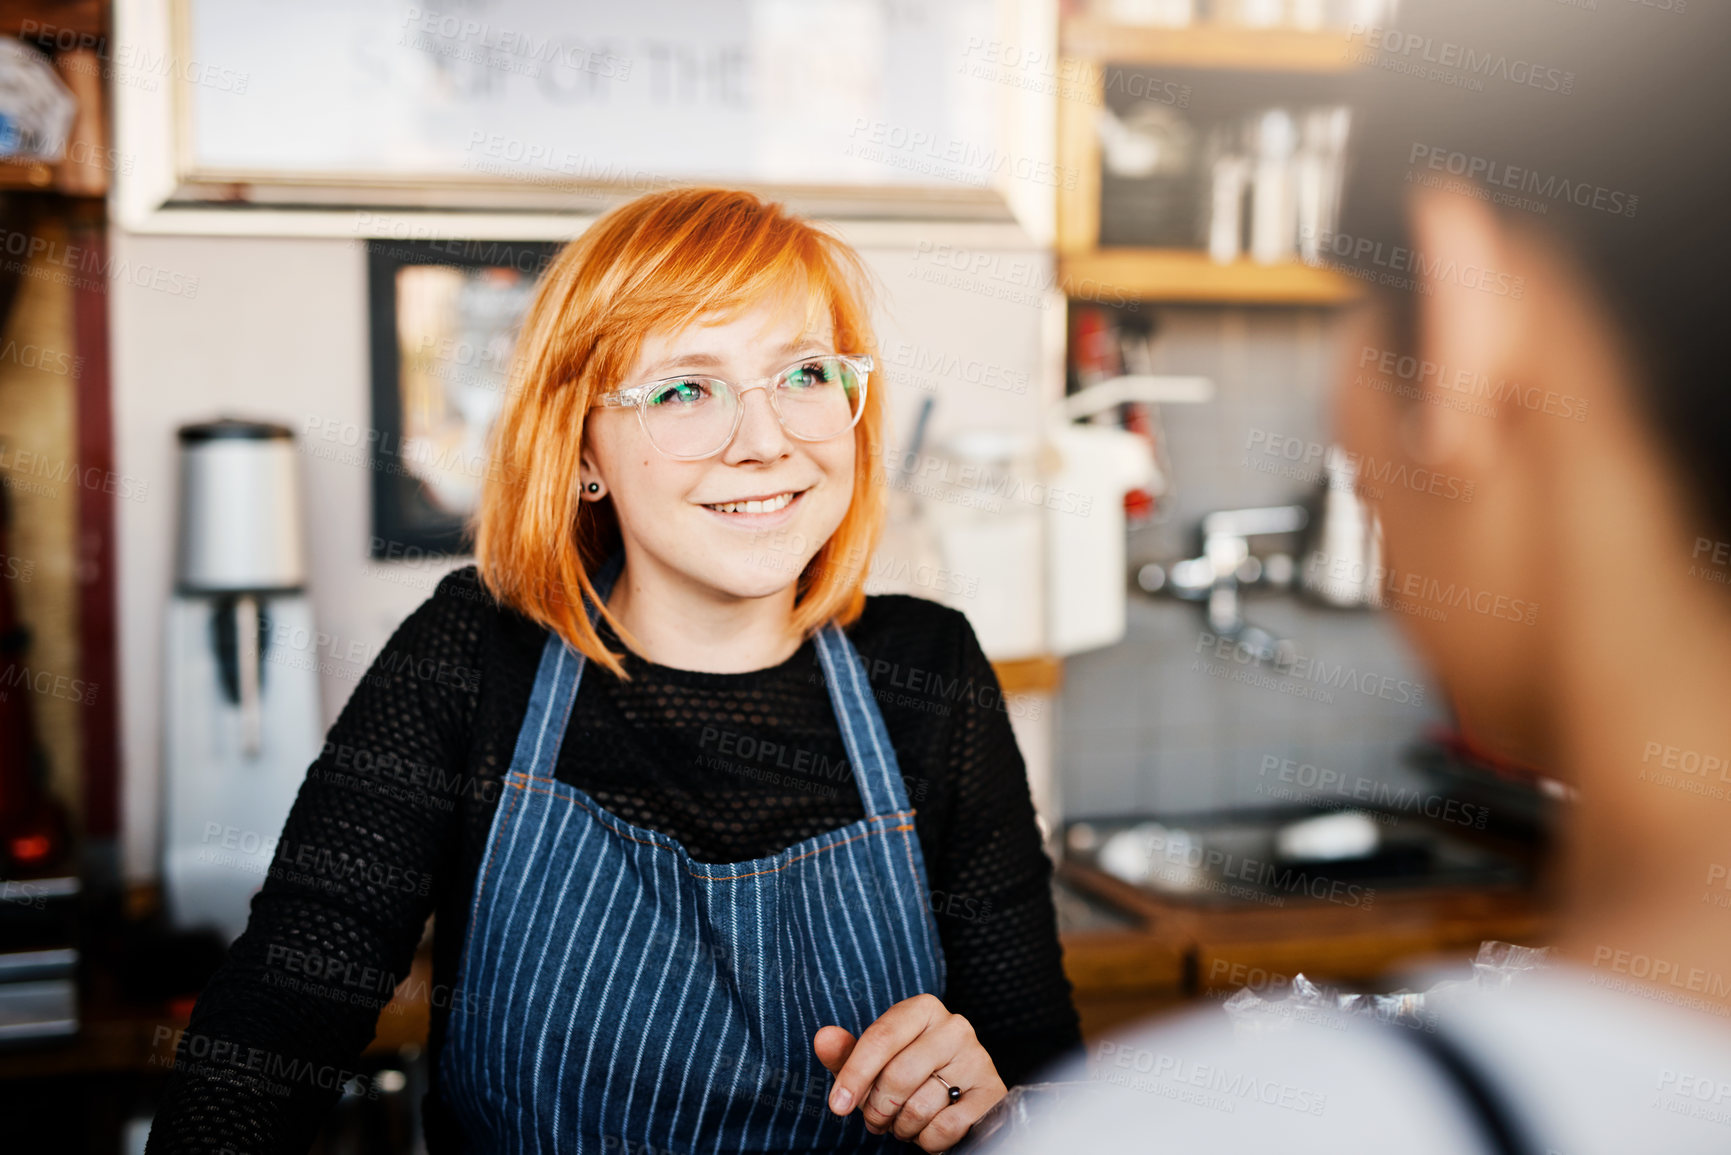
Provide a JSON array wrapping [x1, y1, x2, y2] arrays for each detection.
[[1336, 0, 1731, 540]]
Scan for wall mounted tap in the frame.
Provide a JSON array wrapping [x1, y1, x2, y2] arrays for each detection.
[[1136, 504, 1309, 666]]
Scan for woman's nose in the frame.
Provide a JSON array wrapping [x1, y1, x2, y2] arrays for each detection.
[[725, 384, 791, 461]]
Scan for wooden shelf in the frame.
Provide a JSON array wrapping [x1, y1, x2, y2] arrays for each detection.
[[0, 158, 60, 190], [1061, 248, 1359, 305], [1061, 18, 1360, 73], [992, 655, 1064, 697]]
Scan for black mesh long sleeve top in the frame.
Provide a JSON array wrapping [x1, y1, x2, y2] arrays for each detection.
[[145, 564, 1083, 1153]]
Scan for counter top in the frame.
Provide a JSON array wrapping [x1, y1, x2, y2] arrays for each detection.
[[1053, 860, 1554, 1038]]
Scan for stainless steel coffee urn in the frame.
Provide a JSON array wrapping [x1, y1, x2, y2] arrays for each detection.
[[162, 418, 323, 941]]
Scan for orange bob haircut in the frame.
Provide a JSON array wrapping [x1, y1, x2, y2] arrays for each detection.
[[468, 186, 889, 682]]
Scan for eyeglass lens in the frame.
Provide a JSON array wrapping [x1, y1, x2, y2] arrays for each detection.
[[639, 356, 863, 458]]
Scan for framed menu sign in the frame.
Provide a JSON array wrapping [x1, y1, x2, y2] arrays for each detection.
[[138, 0, 1027, 220]]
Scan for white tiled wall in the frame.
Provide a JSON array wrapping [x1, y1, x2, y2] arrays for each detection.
[[1054, 307, 1447, 821]]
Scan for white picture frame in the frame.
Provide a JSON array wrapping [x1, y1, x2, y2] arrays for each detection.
[[113, 0, 1060, 240]]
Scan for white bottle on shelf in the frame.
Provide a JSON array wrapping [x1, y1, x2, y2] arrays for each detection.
[[1250, 108, 1299, 265], [1208, 153, 1250, 265]]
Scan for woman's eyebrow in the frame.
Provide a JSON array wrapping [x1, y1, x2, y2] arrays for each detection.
[[641, 339, 830, 377], [642, 352, 727, 375]]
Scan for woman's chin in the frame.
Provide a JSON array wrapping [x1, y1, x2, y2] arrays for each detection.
[[696, 550, 808, 603]]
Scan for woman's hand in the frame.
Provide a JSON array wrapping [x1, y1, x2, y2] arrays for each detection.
[[813, 994, 1008, 1152]]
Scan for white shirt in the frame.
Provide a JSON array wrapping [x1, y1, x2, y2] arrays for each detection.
[[988, 965, 1731, 1155]]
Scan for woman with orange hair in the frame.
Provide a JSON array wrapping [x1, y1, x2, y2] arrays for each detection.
[[147, 188, 1081, 1155]]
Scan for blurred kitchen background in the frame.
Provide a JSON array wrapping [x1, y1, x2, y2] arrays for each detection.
[[0, 0, 1556, 1149]]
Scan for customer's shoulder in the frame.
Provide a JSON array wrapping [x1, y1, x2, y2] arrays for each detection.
[[1434, 964, 1731, 1072], [1438, 966, 1731, 1150], [1007, 1000, 1478, 1155], [1008, 970, 1731, 1155]]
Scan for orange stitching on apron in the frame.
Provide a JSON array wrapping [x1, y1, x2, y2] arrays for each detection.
[[897, 818, 933, 949], [471, 769, 525, 919], [501, 776, 916, 883], [898, 819, 921, 875], [890, 813, 944, 993]]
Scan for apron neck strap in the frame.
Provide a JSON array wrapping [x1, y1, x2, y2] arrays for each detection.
[[812, 623, 911, 817]]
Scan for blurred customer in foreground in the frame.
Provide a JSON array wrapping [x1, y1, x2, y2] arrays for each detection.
[[999, 0, 1731, 1152]]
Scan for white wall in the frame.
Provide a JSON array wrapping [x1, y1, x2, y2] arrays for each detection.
[[110, 222, 1059, 882]]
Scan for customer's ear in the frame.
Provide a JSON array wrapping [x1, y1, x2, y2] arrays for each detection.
[[1402, 183, 1528, 477]]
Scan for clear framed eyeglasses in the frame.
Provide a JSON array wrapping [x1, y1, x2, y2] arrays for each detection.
[[590, 353, 872, 461]]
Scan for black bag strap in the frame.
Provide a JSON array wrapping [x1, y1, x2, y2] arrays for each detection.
[[1393, 1018, 1540, 1155]]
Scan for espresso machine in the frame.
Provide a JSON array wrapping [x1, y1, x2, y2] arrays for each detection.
[[162, 418, 323, 942]]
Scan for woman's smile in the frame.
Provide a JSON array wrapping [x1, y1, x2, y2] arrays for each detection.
[[699, 485, 811, 525]]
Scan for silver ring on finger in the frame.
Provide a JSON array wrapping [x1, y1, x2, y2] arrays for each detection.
[[930, 1071, 962, 1106]]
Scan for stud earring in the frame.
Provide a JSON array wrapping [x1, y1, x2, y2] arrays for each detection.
[[586, 482, 601, 494]]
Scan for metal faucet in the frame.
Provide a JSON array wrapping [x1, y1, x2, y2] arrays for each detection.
[[1138, 504, 1309, 667]]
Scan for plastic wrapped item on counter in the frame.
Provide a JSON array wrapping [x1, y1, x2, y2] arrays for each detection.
[[950, 1082, 1117, 1153], [959, 941, 1553, 1149], [1470, 939, 1553, 988], [1221, 939, 1554, 1038]]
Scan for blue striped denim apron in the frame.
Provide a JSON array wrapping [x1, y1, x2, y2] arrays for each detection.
[[439, 549, 947, 1153]]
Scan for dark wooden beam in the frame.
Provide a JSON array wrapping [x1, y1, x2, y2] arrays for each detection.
[[71, 216, 118, 845]]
